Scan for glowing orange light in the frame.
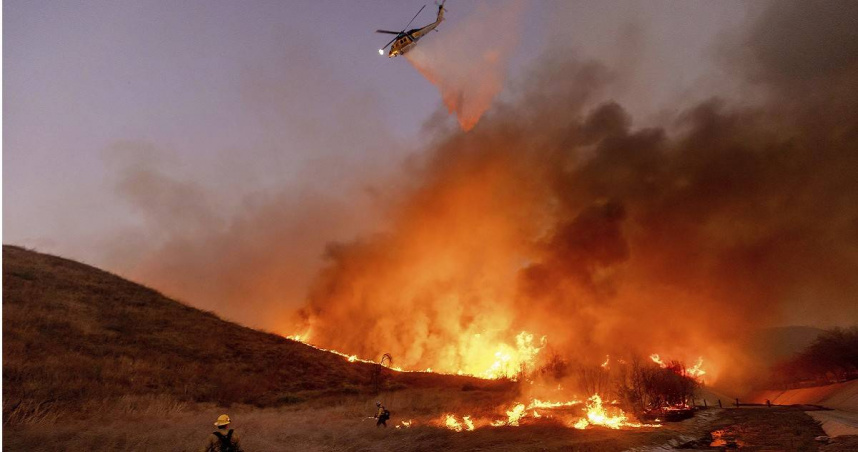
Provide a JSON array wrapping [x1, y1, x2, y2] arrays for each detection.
[[650, 353, 666, 368], [286, 330, 546, 380], [573, 394, 661, 430], [688, 357, 706, 379], [443, 414, 474, 431]]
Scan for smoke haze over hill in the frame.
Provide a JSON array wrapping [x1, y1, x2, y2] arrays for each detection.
[[6, 1, 858, 387]]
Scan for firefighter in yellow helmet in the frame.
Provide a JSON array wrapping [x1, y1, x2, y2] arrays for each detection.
[[201, 414, 243, 452], [375, 401, 390, 427]]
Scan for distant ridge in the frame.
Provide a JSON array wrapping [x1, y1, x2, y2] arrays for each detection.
[[749, 325, 826, 366], [2, 245, 488, 422]]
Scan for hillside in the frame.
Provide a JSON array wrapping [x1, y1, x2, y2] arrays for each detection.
[[2, 245, 491, 423], [2, 246, 840, 451]]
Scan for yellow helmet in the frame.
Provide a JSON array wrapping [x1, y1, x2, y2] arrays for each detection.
[[214, 414, 231, 427]]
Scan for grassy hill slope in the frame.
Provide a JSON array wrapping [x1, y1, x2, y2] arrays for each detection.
[[2, 245, 490, 424]]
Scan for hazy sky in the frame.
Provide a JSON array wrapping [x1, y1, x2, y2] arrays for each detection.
[[4, 1, 754, 309]]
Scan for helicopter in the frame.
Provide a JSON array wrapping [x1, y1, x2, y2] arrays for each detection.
[[377, 1, 446, 58]]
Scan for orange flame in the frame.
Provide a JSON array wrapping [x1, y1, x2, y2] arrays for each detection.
[[572, 394, 660, 430], [649, 354, 666, 368], [440, 394, 658, 432], [480, 332, 546, 379], [443, 414, 475, 432], [495, 403, 526, 426], [526, 399, 581, 409], [395, 420, 414, 429], [287, 329, 545, 380], [688, 357, 706, 379], [650, 353, 706, 381]]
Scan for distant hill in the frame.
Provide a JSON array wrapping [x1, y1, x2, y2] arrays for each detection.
[[2, 246, 490, 423], [748, 325, 827, 366]]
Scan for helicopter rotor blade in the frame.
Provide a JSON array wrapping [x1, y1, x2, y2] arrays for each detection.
[[376, 30, 402, 35], [402, 4, 426, 31], [381, 35, 398, 50]]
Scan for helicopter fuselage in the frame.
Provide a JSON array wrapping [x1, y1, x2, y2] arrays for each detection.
[[381, 1, 445, 58], [388, 34, 417, 57]]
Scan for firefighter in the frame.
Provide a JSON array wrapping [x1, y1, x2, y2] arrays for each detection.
[[201, 414, 244, 452], [375, 401, 390, 427]]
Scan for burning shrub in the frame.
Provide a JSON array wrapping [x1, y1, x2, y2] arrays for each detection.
[[535, 350, 570, 381], [617, 356, 701, 416], [577, 365, 613, 399]]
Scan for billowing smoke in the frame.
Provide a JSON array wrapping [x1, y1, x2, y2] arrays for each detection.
[[297, 1, 858, 386], [405, 0, 523, 131], [96, 37, 405, 331], [91, 1, 858, 390], [102, 141, 372, 329]]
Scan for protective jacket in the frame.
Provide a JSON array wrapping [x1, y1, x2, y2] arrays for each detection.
[[201, 428, 243, 452]]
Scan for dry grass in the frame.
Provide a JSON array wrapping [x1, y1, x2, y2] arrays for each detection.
[[3, 389, 695, 452], [4, 395, 832, 451], [2, 246, 831, 450], [2, 245, 500, 424], [1, 245, 524, 450]]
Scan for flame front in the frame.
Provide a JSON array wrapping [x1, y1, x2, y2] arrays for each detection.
[[573, 394, 660, 430], [573, 394, 627, 430], [480, 332, 545, 379], [288, 329, 546, 380], [526, 399, 581, 409], [438, 394, 658, 432], [444, 414, 474, 432], [294, 332, 689, 434]]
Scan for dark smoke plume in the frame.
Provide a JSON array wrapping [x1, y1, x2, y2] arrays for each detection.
[[96, 1, 858, 388], [297, 1, 858, 385]]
